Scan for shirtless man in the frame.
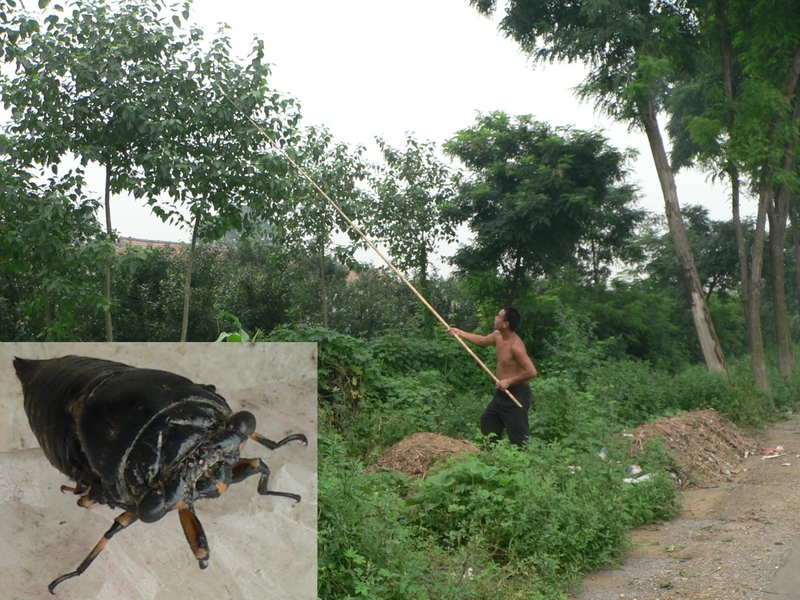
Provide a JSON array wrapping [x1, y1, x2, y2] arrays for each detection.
[[448, 307, 537, 447]]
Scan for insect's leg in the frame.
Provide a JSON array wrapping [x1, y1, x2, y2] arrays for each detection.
[[231, 458, 301, 502], [77, 494, 96, 509], [178, 505, 209, 569], [62, 488, 97, 509], [61, 473, 105, 509], [48, 511, 138, 594], [250, 431, 308, 450], [59, 481, 88, 495]]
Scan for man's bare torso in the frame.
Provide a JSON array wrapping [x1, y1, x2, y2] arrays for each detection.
[[494, 331, 528, 381]]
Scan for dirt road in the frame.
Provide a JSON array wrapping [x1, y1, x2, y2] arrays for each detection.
[[572, 413, 800, 600]]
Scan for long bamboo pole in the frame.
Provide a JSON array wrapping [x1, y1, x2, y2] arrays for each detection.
[[224, 94, 522, 408]]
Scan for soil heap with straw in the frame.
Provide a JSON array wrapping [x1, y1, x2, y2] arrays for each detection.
[[375, 432, 479, 478]]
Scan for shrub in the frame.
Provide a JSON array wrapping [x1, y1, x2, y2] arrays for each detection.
[[409, 440, 679, 595], [318, 427, 429, 599]]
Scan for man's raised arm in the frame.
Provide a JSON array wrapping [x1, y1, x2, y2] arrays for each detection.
[[447, 328, 496, 347]]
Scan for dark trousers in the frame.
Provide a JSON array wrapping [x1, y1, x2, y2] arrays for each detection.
[[480, 382, 532, 447]]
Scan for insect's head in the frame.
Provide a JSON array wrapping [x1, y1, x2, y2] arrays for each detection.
[[136, 410, 256, 523]]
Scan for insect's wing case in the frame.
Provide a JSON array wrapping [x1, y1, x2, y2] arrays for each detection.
[[14, 355, 135, 478]]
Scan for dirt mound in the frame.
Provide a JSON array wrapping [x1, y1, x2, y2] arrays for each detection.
[[376, 432, 479, 478], [629, 408, 759, 488]]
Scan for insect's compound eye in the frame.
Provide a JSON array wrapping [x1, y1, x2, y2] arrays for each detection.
[[229, 411, 256, 436], [138, 488, 167, 523]]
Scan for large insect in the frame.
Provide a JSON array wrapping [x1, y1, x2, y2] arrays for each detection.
[[13, 354, 307, 594]]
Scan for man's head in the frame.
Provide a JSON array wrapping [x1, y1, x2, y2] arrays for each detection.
[[495, 306, 521, 332]]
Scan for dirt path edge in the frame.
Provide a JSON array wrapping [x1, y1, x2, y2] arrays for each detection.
[[572, 413, 800, 600]]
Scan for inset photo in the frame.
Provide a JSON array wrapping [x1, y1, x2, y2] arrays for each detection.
[[0, 343, 317, 600]]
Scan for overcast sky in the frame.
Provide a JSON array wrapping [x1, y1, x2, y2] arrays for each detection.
[[102, 0, 739, 257]]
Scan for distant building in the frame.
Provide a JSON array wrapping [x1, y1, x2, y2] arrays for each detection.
[[118, 236, 182, 250]]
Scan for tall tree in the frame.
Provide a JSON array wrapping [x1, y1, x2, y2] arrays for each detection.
[[664, 0, 769, 389], [278, 126, 368, 328], [132, 33, 298, 342], [3, 0, 195, 340], [665, 0, 800, 384], [469, 0, 728, 372], [3, 0, 298, 342], [734, 1, 800, 379], [368, 134, 457, 331], [444, 112, 641, 304]]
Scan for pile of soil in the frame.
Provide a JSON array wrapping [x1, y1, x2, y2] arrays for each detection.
[[628, 408, 759, 488], [375, 432, 479, 478]]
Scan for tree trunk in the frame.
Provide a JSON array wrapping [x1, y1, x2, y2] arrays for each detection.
[[793, 210, 800, 315], [767, 196, 794, 378], [319, 242, 328, 329], [720, 14, 770, 393], [732, 171, 771, 395], [766, 85, 800, 378], [181, 213, 200, 343], [103, 164, 113, 342], [640, 97, 727, 372], [508, 253, 522, 306], [43, 291, 52, 341]]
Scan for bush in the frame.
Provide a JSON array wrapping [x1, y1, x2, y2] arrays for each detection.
[[408, 440, 679, 595], [584, 358, 674, 426], [529, 377, 618, 450], [318, 427, 430, 599]]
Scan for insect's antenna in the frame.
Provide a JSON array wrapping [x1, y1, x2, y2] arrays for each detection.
[[221, 91, 521, 407]]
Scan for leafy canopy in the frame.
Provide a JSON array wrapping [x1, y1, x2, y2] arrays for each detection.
[[444, 111, 642, 300]]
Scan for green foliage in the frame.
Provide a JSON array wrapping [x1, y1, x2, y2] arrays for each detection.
[[638, 207, 754, 303], [369, 135, 457, 269], [318, 427, 430, 600], [575, 279, 699, 370], [0, 153, 114, 340], [367, 134, 457, 330], [444, 112, 642, 302], [97, 241, 291, 342], [368, 332, 489, 392], [4, 0, 299, 236], [529, 379, 618, 451], [277, 125, 370, 327], [409, 440, 679, 594], [585, 359, 674, 426], [2, 0, 305, 343], [283, 126, 368, 246], [619, 439, 683, 527], [215, 311, 262, 342], [470, 0, 698, 122]]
